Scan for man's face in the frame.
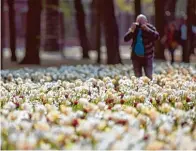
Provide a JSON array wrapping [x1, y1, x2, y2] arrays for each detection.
[[136, 15, 148, 25]]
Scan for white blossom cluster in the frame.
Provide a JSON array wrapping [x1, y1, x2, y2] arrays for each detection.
[[0, 63, 196, 150]]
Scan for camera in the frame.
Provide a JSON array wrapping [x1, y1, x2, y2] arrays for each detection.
[[136, 23, 142, 28]]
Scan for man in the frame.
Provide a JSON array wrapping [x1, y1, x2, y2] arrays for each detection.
[[124, 14, 159, 80], [163, 22, 179, 64], [180, 17, 196, 58], [180, 18, 187, 61]]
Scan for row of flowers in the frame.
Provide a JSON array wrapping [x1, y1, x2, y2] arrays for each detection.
[[0, 63, 196, 150]]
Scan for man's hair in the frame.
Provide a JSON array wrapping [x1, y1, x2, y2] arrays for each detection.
[[136, 14, 148, 23]]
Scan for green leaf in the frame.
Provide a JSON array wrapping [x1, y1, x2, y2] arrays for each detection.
[[116, 0, 133, 12], [59, 0, 71, 18]]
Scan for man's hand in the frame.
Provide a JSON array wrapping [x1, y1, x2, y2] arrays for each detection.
[[141, 24, 149, 31], [129, 22, 138, 32]]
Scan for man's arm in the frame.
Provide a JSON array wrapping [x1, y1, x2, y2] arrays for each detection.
[[124, 29, 134, 42], [142, 24, 160, 41], [124, 23, 137, 42]]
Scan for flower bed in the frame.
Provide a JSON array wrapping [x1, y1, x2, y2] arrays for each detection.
[[0, 63, 196, 150]]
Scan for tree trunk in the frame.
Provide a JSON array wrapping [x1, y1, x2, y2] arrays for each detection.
[[94, 0, 101, 63], [44, 0, 60, 52], [7, 0, 17, 62], [20, 0, 41, 64], [59, 12, 65, 57], [134, 0, 141, 19], [193, 0, 196, 26], [99, 0, 121, 64], [1, 0, 4, 69], [90, 0, 96, 50], [74, 0, 89, 59], [165, 0, 177, 23], [154, 0, 166, 60], [184, 0, 195, 63]]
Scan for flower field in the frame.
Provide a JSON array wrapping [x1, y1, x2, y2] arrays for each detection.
[[1, 63, 196, 150]]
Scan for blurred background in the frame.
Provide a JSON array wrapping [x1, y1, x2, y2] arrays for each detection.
[[1, 0, 196, 69]]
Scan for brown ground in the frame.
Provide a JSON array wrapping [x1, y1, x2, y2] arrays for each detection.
[[1, 46, 196, 70]]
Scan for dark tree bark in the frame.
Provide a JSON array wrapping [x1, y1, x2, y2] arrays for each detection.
[[90, 0, 96, 50], [44, 0, 60, 52], [193, 0, 196, 26], [164, 0, 177, 23], [154, 0, 166, 60], [94, 0, 101, 63], [1, 0, 4, 69], [7, 0, 17, 62], [184, 0, 195, 63], [59, 12, 65, 57], [134, 0, 141, 19], [20, 0, 41, 64], [74, 0, 89, 59], [99, 0, 121, 64]]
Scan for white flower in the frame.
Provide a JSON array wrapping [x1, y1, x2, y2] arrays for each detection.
[[136, 103, 144, 111], [35, 105, 46, 114], [34, 121, 50, 131], [175, 102, 183, 109], [67, 83, 75, 89], [87, 78, 97, 85], [97, 80, 105, 87], [112, 104, 121, 111], [63, 126, 75, 136], [40, 143, 51, 150], [75, 110, 84, 118], [59, 116, 72, 125], [19, 121, 32, 131], [1, 63, 196, 149], [47, 97, 53, 104], [97, 102, 106, 110], [106, 82, 114, 89], [78, 98, 89, 105], [8, 133, 19, 143], [4, 102, 16, 110], [77, 122, 93, 135], [1, 109, 9, 116], [75, 79, 83, 86]]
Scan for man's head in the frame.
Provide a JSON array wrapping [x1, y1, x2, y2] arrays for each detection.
[[136, 14, 148, 25]]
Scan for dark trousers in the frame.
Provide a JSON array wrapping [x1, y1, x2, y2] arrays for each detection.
[[181, 40, 186, 61], [132, 57, 153, 80], [169, 47, 175, 64]]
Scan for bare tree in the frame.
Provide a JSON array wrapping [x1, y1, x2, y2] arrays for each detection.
[[74, 0, 90, 59], [134, 0, 141, 19], [7, 0, 17, 62], [99, 0, 121, 64], [44, 0, 60, 52], [20, 0, 42, 64], [91, 0, 101, 63], [184, 0, 195, 62], [1, 0, 4, 69], [59, 11, 65, 57], [154, 0, 166, 60], [164, 0, 177, 22], [90, 0, 96, 50]]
